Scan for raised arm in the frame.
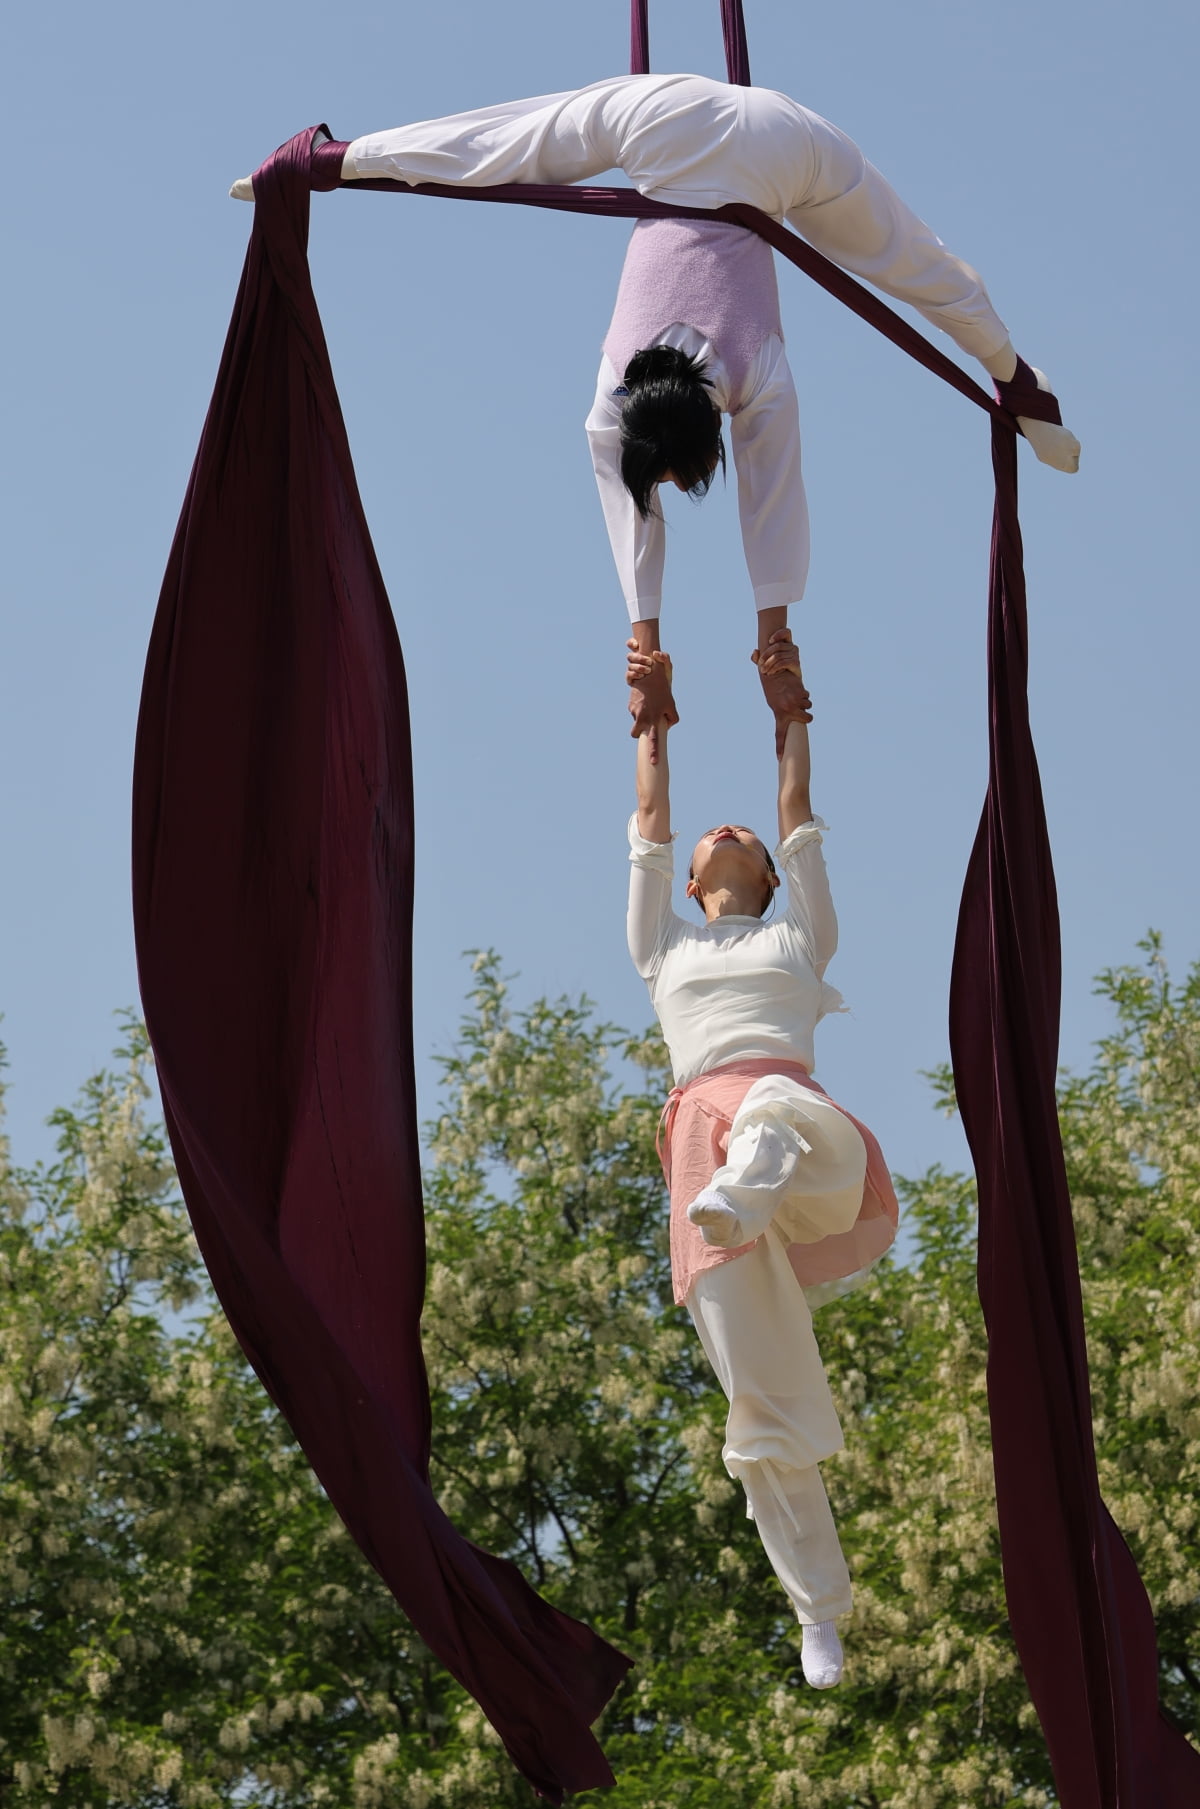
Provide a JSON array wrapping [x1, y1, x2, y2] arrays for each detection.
[[772, 672, 838, 977], [626, 645, 679, 980], [777, 715, 813, 841], [754, 626, 814, 837]]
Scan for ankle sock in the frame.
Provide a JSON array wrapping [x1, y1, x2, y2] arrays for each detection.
[[801, 1618, 843, 1689], [685, 1186, 744, 1247]]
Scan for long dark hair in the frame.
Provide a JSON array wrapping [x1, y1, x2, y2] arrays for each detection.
[[619, 345, 726, 520]]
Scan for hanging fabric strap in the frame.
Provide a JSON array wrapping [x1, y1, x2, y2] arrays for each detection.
[[133, 125, 631, 1809], [629, 0, 649, 75], [720, 0, 752, 86], [628, 0, 748, 85]]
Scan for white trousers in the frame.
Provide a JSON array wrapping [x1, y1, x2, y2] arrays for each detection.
[[689, 1226, 853, 1623], [705, 1073, 868, 1249], [346, 73, 1009, 361]]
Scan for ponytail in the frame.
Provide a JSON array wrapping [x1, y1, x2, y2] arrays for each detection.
[[618, 345, 726, 520]]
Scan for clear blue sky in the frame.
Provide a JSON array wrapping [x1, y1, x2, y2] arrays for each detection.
[[2, 0, 1196, 1197]]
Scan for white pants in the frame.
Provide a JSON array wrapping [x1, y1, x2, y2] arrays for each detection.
[[347, 74, 1009, 361], [683, 1077, 866, 1623], [689, 1226, 853, 1623], [707, 1073, 868, 1249]]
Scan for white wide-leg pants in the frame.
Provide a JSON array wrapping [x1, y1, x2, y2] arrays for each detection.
[[688, 1225, 853, 1624], [346, 74, 1009, 361], [701, 1072, 868, 1250]]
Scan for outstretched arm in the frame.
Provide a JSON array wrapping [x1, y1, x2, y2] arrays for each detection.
[[761, 628, 813, 837], [752, 625, 812, 761], [629, 645, 674, 838], [777, 714, 813, 842], [627, 644, 678, 979], [586, 360, 668, 623]]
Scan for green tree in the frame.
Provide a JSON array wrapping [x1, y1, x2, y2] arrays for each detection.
[[1, 943, 1196, 1806]]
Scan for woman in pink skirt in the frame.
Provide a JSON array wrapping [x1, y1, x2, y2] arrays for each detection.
[[626, 630, 897, 1688]]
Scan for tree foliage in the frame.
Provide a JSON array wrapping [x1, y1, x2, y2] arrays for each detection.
[[1, 941, 1197, 1806]]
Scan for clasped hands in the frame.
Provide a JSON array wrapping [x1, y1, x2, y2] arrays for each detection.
[[627, 627, 812, 761]]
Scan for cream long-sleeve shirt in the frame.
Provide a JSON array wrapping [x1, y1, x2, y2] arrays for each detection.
[[627, 814, 846, 1086], [586, 325, 807, 620]]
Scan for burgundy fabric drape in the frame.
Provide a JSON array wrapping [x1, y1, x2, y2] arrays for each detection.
[[947, 413, 1200, 1805], [719, 0, 752, 86], [132, 126, 631, 1804], [629, 0, 649, 76]]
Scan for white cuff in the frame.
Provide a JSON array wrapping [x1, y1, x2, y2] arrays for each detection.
[[627, 811, 675, 869], [774, 817, 827, 863], [754, 579, 806, 612]]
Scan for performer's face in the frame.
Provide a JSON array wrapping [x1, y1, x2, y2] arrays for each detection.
[[688, 825, 778, 910]]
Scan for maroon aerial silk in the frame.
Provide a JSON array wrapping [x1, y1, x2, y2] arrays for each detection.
[[131, 125, 631, 1804], [133, 1, 1199, 1801]]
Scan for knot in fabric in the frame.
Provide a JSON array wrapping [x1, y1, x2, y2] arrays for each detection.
[[994, 355, 1063, 427], [311, 137, 351, 191]]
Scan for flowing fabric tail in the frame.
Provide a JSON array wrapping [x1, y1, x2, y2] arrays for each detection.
[[946, 410, 1200, 1805], [131, 126, 630, 1805]]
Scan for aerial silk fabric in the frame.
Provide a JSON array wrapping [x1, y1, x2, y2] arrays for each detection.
[[132, 3, 1199, 1804], [948, 405, 1200, 1807], [132, 127, 632, 1803]]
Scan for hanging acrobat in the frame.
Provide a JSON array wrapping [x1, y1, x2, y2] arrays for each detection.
[[233, 72, 1080, 736]]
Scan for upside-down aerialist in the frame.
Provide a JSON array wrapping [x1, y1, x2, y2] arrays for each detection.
[[626, 627, 896, 1687], [233, 74, 1081, 733]]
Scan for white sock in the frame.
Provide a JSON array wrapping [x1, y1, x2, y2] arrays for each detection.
[[801, 1618, 843, 1689], [685, 1186, 744, 1248], [1018, 369, 1081, 473]]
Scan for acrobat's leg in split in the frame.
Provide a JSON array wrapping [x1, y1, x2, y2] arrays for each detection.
[[687, 1226, 853, 1688], [229, 74, 1078, 469]]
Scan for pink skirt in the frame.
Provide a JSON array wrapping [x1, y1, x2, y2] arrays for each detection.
[[657, 1057, 899, 1306]]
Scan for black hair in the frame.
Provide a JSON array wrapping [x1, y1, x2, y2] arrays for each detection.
[[618, 345, 726, 520]]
